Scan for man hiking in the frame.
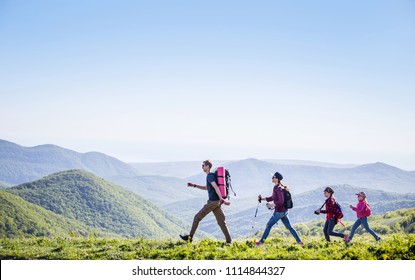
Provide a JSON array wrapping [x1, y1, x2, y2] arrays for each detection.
[[180, 160, 232, 244]]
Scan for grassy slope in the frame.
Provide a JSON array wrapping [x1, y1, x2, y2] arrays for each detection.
[[1, 208, 414, 260], [0, 234, 414, 260]]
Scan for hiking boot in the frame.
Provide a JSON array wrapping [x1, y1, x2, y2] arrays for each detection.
[[343, 234, 349, 242], [255, 241, 264, 246], [179, 234, 192, 243]]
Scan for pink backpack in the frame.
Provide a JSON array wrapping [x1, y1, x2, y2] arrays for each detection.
[[364, 202, 372, 217], [214, 167, 236, 199]]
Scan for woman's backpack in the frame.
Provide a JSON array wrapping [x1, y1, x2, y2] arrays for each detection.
[[282, 188, 293, 209]]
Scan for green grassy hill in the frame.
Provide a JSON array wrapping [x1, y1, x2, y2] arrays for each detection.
[[1, 233, 413, 260], [0, 190, 108, 238], [5, 170, 189, 239]]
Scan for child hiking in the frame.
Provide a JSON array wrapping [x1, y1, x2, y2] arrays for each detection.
[[348, 191, 381, 242], [255, 172, 303, 246], [314, 187, 348, 242], [180, 160, 232, 244]]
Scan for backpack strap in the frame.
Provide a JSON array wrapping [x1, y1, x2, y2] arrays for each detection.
[[228, 180, 236, 197], [224, 169, 236, 197]]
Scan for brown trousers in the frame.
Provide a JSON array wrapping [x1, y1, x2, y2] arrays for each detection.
[[190, 200, 232, 243]]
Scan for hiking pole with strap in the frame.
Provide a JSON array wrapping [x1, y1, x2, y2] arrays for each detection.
[[249, 196, 262, 236]]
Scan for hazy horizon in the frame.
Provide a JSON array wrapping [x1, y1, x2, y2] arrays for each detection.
[[3, 138, 414, 172]]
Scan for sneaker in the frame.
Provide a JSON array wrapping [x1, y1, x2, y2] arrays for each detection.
[[179, 234, 192, 243], [376, 237, 382, 242], [297, 242, 304, 246], [255, 241, 264, 246], [344, 234, 349, 242], [225, 241, 232, 246]]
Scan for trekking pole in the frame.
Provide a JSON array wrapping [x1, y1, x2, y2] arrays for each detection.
[[249, 195, 262, 236]]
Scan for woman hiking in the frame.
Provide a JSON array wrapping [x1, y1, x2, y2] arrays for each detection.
[[347, 191, 381, 242], [314, 187, 348, 242], [255, 172, 303, 246]]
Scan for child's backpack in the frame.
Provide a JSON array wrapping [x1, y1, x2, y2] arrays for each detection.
[[282, 188, 293, 209], [364, 202, 372, 217], [333, 201, 344, 225], [214, 167, 236, 199]]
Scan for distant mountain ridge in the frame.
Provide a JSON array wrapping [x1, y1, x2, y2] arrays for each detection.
[[131, 159, 415, 195], [2, 139, 414, 194], [263, 159, 358, 168], [0, 139, 139, 185], [211, 158, 415, 195], [4, 169, 189, 239]]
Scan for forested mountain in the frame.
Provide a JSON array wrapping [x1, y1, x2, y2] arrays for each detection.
[[110, 175, 202, 206], [0, 190, 108, 238], [5, 170, 189, 239], [0, 139, 139, 185]]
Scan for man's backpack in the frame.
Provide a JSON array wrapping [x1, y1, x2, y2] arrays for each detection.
[[214, 167, 236, 199], [282, 188, 293, 209]]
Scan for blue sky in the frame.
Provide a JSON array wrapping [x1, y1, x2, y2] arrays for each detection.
[[1, 0, 414, 170]]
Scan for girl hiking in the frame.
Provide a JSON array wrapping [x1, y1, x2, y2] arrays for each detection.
[[314, 187, 348, 242], [255, 172, 303, 246], [347, 191, 381, 242]]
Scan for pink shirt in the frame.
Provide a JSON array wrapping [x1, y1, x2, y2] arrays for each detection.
[[351, 200, 369, 219]]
